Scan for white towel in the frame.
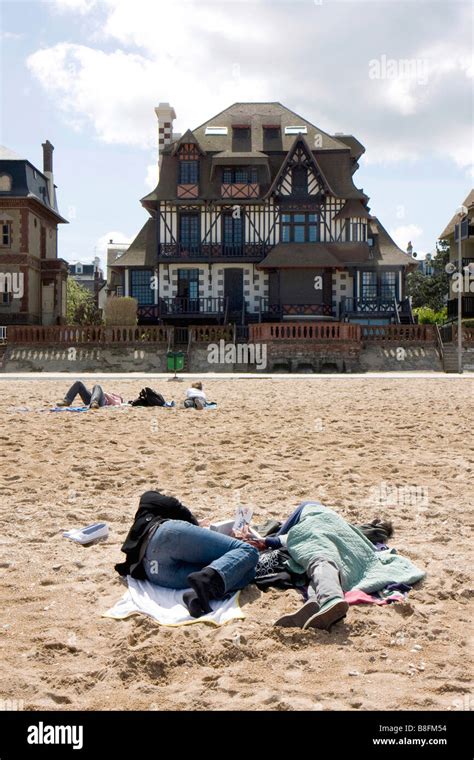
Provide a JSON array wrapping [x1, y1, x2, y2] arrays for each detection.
[[103, 576, 245, 627]]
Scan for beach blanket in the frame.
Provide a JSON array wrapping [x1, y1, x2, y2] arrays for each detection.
[[103, 576, 244, 627], [287, 503, 425, 594]]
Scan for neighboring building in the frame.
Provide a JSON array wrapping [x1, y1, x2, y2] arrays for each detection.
[[106, 240, 132, 297], [68, 256, 107, 311], [407, 242, 435, 276], [0, 141, 68, 325], [439, 190, 474, 320], [108, 102, 415, 326]]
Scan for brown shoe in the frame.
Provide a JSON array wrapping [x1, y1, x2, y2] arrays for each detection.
[[303, 599, 349, 631], [273, 600, 320, 628]]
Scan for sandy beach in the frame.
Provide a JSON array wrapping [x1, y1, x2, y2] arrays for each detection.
[[0, 376, 472, 712]]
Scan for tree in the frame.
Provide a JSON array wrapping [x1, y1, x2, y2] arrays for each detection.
[[66, 278, 102, 325], [406, 240, 450, 312]]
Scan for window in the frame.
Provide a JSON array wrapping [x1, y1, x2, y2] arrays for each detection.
[[222, 167, 258, 184], [179, 160, 199, 184], [361, 272, 377, 300], [262, 126, 282, 151], [177, 269, 199, 299], [130, 269, 154, 305], [232, 126, 251, 152], [291, 166, 308, 197], [380, 272, 397, 301], [1, 223, 11, 247], [75, 263, 83, 274], [222, 214, 244, 250], [281, 213, 319, 243], [345, 219, 367, 242], [0, 174, 12, 192], [179, 213, 200, 251], [205, 126, 228, 136], [285, 126, 308, 135]]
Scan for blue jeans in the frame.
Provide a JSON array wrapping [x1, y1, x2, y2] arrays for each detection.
[[143, 520, 259, 593], [65, 381, 106, 407]]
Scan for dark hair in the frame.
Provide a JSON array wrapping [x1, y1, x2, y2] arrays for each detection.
[[357, 518, 394, 544]]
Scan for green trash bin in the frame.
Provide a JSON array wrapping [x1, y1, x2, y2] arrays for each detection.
[[167, 351, 184, 373]]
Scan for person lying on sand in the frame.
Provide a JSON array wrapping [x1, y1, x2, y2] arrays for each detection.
[[184, 381, 207, 410], [245, 501, 420, 632], [115, 490, 259, 619], [56, 381, 123, 409]]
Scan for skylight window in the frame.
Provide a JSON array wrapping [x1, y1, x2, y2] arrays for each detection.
[[284, 125, 308, 135], [205, 126, 228, 136]]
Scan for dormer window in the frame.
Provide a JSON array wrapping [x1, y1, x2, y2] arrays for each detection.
[[0, 174, 12, 192], [179, 160, 199, 184], [263, 125, 282, 151], [205, 126, 228, 136], [223, 167, 258, 184], [291, 166, 308, 197], [232, 126, 251, 152], [76, 263, 83, 274], [285, 125, 308, 135]]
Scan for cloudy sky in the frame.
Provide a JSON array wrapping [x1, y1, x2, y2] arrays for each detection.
[[1, 0, 472, 267]]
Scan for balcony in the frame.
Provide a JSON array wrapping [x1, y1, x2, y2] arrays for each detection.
[[340, 297, 397, 317], [137, 296, 227, 324], [158, 243, 266, 261], [256, 298, 335, 321], [221, 183, 259, 199], [447, 296, 474, 319]]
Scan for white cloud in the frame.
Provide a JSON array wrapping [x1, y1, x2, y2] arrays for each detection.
[[145, 162, 158, 190], [96, 231, 132, 253], [390, 224, 423, 252], [52, 0, 97, 13], [27, 0, 473, 176]]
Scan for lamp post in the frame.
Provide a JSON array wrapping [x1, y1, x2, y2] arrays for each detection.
[[456, 205, 468, 374]]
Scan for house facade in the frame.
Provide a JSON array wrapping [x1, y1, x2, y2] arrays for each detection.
[[439, 190, 474, 320], [108, 102, 415, 327], [0, 141, 68, 325]]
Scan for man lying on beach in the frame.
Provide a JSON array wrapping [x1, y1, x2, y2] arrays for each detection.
[[246, 501, 424, 632], [115, 490, 259, 618], [56, 380, 123, 409], [184, 381, 207, 410]]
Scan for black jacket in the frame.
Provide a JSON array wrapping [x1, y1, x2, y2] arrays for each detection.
[[114, 491, 199, 579]]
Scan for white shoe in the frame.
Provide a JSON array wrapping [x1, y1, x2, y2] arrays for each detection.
[[63, 522, 109, 545]]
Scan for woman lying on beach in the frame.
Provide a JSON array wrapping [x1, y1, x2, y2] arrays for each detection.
[[184, 381, 207, 410], [246, 501, 424, 632], [56, 380, 123, 409], [115, 491, 259, 618]]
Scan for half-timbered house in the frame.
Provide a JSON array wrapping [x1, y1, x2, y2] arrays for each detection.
[[108, 102, 415, 327]]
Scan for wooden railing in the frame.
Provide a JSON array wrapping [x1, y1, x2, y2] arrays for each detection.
[[340, 297, 397, 315], [361, 325, 436, 343], [6, 325, 170, 345], [190, 325, 235, 343], [448, 296, 474, 319], [250, 322, 361, 342]]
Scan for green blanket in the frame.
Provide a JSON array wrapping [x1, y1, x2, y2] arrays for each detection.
[[286, 503, 425, 593]]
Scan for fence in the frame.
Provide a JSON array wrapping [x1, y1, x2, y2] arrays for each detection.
[[361, 324, 436, 343], [250, 322, 361, 342], [5, 325, 171, 345]]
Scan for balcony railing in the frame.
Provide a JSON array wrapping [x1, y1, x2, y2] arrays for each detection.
[[340, 297, 397, 315], [158, 243, 266, 260], [257, 298, 334, 319], [137, 297, 226, 322], [447, 296, 474, 319]]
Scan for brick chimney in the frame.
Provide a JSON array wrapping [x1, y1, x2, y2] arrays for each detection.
[[154, 103, 176, 167], [41, 140, 56, 209]]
